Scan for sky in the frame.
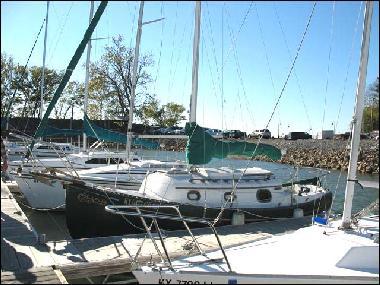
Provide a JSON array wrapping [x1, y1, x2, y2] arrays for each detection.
[[1, 1, 379, 136]]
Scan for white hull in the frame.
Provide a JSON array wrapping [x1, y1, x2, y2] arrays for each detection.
[[9, 160, 187, 210], [11, 172, 66, 210], [133, 271, 378, 284], [133, 216, 379, 284]]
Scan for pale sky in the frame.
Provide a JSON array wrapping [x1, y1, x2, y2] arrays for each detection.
[[1, 1, 379, 136]]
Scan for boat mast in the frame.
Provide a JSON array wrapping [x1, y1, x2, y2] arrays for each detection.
[[126, 1, 144, 161], [341, 1, 373, 229], [40, 1, 49, 120], [189, 1, 201, 123], [83, 1, 94, 151]]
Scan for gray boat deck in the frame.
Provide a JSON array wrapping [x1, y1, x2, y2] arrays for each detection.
[[1, 181, 312, 282]]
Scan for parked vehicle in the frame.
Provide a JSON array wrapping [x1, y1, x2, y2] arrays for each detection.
[[285, 132, 312, 140], [173, 127, 185, 135], [223, 130, 246, 139], [251, 129, 271, 139], [205, 128, 223, 138], [152, 127, 168, 135]]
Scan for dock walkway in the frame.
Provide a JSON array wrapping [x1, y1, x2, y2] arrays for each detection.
[[1, 181, 311, 283], [1, 181, 68, 284]]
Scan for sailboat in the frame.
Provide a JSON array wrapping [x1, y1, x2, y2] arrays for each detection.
[[62, 1, 332, 239], [131, 1, 379, 284]]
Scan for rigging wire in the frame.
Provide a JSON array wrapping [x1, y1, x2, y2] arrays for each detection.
[[273, 2, 313, 133], [3, 17, 46, 126], [166, 1, 179, 99], [153, 1, 165, 94], [334, 1, 363, 132], [204, 1, 222, 98], [218, 1, 254, 81], [47, 1, 74, 66], [224, 7, 256, 132], [320, 1, 336, 135], [213, 2, 318, 226]]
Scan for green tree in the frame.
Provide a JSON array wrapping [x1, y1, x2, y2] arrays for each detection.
[[90, 35, 154, 120], [53, 81, 85, 119], [1, 53, 16, 117], [138, 99, 186, 127], [363, 77, 379, 132], [11, 65, 63, 118]]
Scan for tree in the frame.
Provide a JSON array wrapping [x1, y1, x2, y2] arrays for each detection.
[[138, 99, 186, 127], [8, 65, 63, 118], [90, 35, 154, 120], [1, 53, 16, 117], [363, 77, 379, 132], [53, 81, 85, 119]]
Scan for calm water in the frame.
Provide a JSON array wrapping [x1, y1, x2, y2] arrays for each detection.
[[19, 149, 379, 242]]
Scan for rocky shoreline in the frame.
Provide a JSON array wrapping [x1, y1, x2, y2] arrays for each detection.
[[157, 138, 379, 174]]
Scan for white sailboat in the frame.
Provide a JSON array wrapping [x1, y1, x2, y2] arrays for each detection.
[[131, 1, 379, 283], [61, 1, 332, 239]]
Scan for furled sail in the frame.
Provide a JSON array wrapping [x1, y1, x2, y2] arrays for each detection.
[[84, 114, 159, 149], [185, 122, 282, 165], [40, 126, 82, 137]]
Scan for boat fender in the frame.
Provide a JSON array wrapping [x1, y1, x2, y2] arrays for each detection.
[[187, 190, 201, 201], [293, 208, 304, 218], [232, 211, 245, 225]]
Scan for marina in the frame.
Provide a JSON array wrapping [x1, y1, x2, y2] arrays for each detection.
[[1, 0, 379, 284]]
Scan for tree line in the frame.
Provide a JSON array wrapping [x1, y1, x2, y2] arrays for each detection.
[[1, 35, 186, 128]]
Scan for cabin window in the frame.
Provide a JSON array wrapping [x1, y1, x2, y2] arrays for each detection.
[[109, 158, 124, 164], [256, 189, 272, 203], [85, 158, 108, 164], [37, 146, 50, 150], [187, 190, 201, 201]]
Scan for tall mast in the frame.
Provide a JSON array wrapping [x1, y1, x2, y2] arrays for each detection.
[[126, 1, 144, 161], [40, 1, 49, 120], [341, 1, 373, 229], [83, 1, 94, 151], [189, 1, 201, 123]]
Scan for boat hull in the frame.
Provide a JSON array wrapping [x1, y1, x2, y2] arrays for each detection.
[[133, 270, 379, 284], [11, 172, 67, 210], [65, 182, 333, 239], [9, 172, 141, 211]]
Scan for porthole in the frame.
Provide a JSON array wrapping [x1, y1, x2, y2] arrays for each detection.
[[256, 189, 272, 203], [187, 190, 201, 201]]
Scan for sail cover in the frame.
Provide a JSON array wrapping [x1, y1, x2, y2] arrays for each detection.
[[185, 122, 282, 165], [40, 126, 82, 137], [84, 114, 159, 149]]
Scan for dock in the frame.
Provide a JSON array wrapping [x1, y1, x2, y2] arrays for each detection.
[[1, 181, 312, 284]]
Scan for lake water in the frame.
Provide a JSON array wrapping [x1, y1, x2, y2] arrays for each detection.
[[19, 149, 379, 242]]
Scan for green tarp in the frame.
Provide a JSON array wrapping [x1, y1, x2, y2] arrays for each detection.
[[84, 114, 159, 149], [40, 126, 82, 137], [185, 122, 282, 165]]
